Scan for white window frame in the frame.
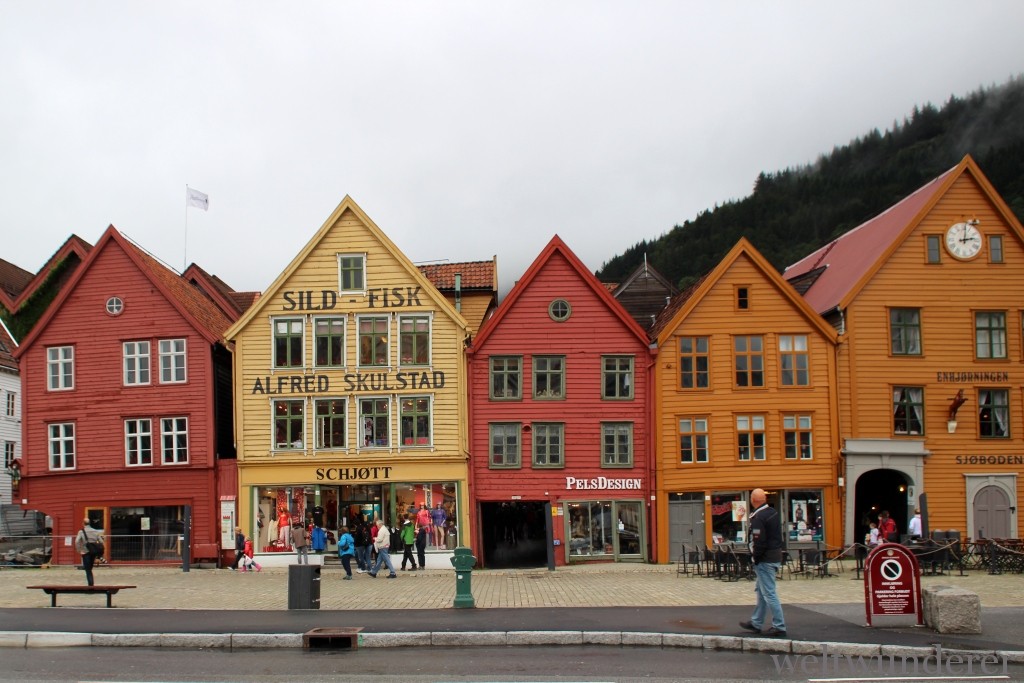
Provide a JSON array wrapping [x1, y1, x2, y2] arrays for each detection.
[[161, 416, 189, 464], [159, 339, 187, 384], [314, 397, 348, 450], [273, 398, 307, 450], [48, 422, 75, 470], [5, 391, 15, 417], [123, 341, 152, 386], [125, 418, 153, 466], [358, 396, 391, 449], [357, 315, 391, 368], [337, 253, 366, 294], [398, 313, 432, 367], [47, 346, 74, 391], [313, 316, 347, 369], [272, 317, 306, 369]]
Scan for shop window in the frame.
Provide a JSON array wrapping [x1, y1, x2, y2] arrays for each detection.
[[125, 418, 153, 466], [314, 317, 346, 367], [47, 346, 75, 391], [679, 336, 709, 389], [358, 316, 390, 367], [779, 334, 809, 386], [786, 491, 823, 544], [393, 482, 459, 549], [710, 493, 747, 544], [733, 335, 764, 387], [602, 356, 633, 399], [273, 318, 304, 368], [489, 356, 522, 400], [678, 417, 708, 463], [359, 397, 390, 447], [978, 388, 1009, 438], [400, 396, 431, 446], [274, 399, 306, 450], [565, 500, 644, 558], [399, 315, 431, 366], [892, 386, 924, 435], [123, 341, 151, 386], [736, 415, 765, 460], [489, 423, 521, 468], [314, 398, 347, 449], [106, 505, 185, 561]]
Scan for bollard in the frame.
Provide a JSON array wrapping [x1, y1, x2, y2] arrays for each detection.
[[450, 546, 476, 608]]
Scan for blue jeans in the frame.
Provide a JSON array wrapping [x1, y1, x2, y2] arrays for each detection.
[[355, 545, 371, 571], [751, 561, 785, 631], [370, 547, 396, 576]]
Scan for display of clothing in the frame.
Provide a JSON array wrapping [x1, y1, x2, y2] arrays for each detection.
[[311, 526, 327, 552]]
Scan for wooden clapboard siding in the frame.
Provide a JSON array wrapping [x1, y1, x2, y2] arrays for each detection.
[[468, 237, 653, 564], [838, 168, 1024, 538], [653, 240, 840, 561]]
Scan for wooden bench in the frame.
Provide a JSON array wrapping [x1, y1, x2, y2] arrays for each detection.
[[26, 585, 137, 608]]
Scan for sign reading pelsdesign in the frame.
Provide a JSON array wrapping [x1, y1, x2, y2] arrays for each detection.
[[565, 476, 642, 490]]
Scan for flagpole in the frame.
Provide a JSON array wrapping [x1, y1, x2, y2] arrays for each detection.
[[184, 184, 189, 272]]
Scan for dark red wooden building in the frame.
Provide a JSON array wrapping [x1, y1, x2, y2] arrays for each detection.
[[467, 236, 655, 567], [14, 226, 243, 565]]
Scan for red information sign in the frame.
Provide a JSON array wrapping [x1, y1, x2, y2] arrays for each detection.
[[864, 542, 923, 627]]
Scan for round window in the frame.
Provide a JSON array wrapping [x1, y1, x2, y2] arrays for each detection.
[[105, 296, 124, 316], [548, 299, 571, 322]]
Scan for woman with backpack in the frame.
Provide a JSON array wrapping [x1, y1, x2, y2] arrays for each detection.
[[337, 526, 355, 579]]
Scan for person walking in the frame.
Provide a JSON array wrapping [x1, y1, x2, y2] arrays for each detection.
[[878, 510, 898, 543], [908, 508, 922, 539], [231, 526, 246, 570], [74, 518, 104, 586], [367, 519, 397, 578], [415, 519, 428, 569], [739, 488, 786, 637], [354, 521, 373, 573], [292, 520, 310, 564], [337, 525, 355, 579], [400, 518, 418, 571]]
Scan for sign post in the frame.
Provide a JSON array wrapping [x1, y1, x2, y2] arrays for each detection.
[[864, 542, 923, 627]]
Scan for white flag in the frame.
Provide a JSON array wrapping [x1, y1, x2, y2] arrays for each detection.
[[186, 187, 209, 211]]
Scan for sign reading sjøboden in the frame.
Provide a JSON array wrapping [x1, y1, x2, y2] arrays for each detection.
[[864, 543, 922, 627]]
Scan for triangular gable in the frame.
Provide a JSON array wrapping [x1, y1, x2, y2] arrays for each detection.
[[224, 196, 468, 341], [785, 155, 1024, 315], [653, 237, 838, 348], [472, 235, 650, 349], [0, 234, 92, 313], [14, 226, 234, 358], [611, 259, 679, 298], [183, 263, 259, 320]]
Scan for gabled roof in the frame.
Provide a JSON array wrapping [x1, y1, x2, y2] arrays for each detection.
[[0, 234, 92, 313], [418, 259, 497, 292], [224, 196, 468, 340], [471, 235, 650, 350], [783, 155, 1022, 315], [611, 259, 679, 299], [610, 259, 680, 330], [651, 237, 838, 347], [183, 263, 260, 321], [14, 226, 235, 358]]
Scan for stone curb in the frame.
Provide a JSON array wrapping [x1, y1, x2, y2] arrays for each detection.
[[0, 630, 1022, 663]]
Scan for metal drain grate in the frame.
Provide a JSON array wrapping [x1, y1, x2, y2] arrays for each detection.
[[303, 627, 363, 650]]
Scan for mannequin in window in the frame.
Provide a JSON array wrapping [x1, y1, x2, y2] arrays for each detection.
[[277, 506, 291, 546]]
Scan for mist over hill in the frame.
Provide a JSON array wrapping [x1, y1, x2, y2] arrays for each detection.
[[596, 76, 1024, 289]]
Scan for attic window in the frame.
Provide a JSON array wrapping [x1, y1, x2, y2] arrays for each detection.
[[548, 299, 571, 322], [106, 297, 125, 316], [735, 287, 749, 310]]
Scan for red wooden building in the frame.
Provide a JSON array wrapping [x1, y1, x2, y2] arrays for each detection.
[[466, 236, 655, 567], [14, 226, 243, 565]]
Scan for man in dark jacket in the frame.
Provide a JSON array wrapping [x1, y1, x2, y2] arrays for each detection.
[[739, 488, 787, 637]]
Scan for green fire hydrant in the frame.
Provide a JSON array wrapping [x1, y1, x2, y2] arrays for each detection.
[[450, 546, 476, 609]]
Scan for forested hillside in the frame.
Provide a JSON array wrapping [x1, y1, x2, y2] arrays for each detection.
[[597, 76, 1024, 289]]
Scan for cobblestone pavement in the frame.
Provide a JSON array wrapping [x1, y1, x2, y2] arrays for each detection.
[[3, 561, 1022, 611]]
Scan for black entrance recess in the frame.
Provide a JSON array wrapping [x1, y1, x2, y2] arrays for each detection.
[[855, 469, 909, 541], [479, 501, 548, 569]]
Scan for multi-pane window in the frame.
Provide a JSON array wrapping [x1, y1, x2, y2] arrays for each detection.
[[737, 415, 766, 460], [338, 254, 365, 292], [890, 308, 922, 355], [274, 318, 304, 368], [783, 415, 813, 459], [123, 341, 151, 385], [975, 312, 1007, 359], [734, 336, 764, 387], [779, 334, 809, 386], [602, 356, 634, 399], [358, 317, 390, 367], [489, 356, 522, 400], [400, 396, 431, 446], [399, 316, 430, 366], [314, 317, 345, 367], [161, 417, 189, 464], [489, 423, 521, 468], [4, 441, 15, 468], [274, 399, 305, 450], [48, 423, 75, 470], [315, 398, 347, 449], [679, 417, 708, 463], [679, 337, 709, 389], [125, 418, 153, 466], [532, 423, 564, 467], [47, 346, 74, 390], [893, 386, 924, 435], [5, 391, 14, 417], [359, 398, 390, 447], [978, 389, 1009, 438], [159, 339, 187, 383], [533, 356, 564, 399], [602, 422, 633, 467]]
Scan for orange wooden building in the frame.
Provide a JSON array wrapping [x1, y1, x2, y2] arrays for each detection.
[[786, 155, 1024, 545], [651, 239, 840, 563]]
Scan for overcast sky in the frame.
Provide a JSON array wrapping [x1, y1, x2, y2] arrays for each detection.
[[3, 3, 1023, 297]]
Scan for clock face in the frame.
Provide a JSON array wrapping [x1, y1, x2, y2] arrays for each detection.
[[945, 222, 982, 260]]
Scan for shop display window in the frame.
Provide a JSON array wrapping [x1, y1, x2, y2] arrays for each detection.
[[566, 500, 643, 558], [786, 490, 823, 543], [710, 492, 747, 544]]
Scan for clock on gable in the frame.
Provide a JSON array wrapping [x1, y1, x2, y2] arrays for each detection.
[[944, 220, 982, 260]]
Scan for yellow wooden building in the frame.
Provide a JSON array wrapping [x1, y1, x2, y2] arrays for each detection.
[[786, 155, 1024, 545], [651, 239, 840, 563], [223, 197, 472, 563]]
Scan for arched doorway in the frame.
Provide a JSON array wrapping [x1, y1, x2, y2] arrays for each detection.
[[973, 485, 1011, 539], [854, 469, 910, 542]]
